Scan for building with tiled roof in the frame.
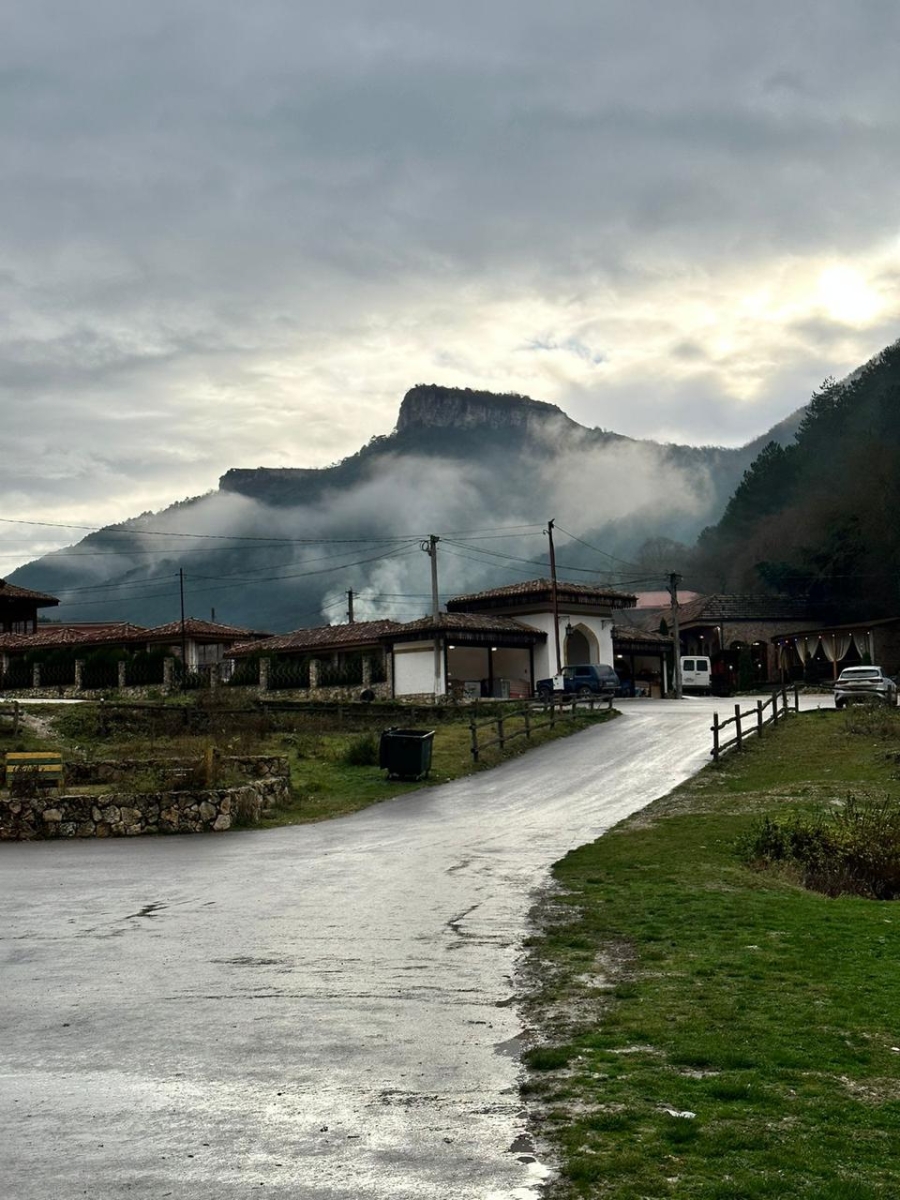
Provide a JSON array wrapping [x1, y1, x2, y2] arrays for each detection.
[[641, 593, 829, 688], [139, 618, 271, 670], [445, 576, 636, 683], [145, 618, 269, 642], [0, 579, 59, 634]]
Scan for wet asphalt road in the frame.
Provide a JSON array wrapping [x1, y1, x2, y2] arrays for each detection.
[[0, 698, 821, 1199]]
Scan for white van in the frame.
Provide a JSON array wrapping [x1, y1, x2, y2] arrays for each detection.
[[680, 656, 711, 693]]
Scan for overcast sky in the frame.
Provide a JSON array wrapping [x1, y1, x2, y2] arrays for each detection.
[[3, 0, 899, 569]]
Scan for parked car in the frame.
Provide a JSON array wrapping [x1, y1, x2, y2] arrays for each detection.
[[680, 656, 712, 694], [834, 665, 898, 708], [536, 663, 620, 699]]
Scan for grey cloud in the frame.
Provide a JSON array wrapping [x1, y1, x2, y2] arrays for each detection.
[[3, 0, 900, 560]]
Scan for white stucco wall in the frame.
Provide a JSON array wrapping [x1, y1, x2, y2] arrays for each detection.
[[526, 611, 614, 679], [393, 641, 445, 697]]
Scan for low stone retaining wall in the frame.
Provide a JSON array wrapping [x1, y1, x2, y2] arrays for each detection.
[[0, 775, 289, 840]]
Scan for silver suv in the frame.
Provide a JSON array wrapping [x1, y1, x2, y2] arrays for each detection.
[[834, 666, 898, 708]]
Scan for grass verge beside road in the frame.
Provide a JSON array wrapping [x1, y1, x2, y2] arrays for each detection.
[[1, 700, 616, 827], [522, 707, 900, 1199]]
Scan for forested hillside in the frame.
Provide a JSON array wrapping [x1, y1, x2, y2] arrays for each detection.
[[693, 340, 900, 617]]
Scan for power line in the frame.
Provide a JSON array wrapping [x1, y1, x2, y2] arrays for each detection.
[[0, 516, 423, 546], [553, 525, 647, 573], [443, 537, 631, 579]]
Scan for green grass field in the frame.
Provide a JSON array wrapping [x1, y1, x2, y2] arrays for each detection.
[[522, 707, 900, 1199], [0, 701, 615, 826]]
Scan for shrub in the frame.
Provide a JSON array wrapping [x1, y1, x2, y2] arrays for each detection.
[[844, 704, 900, 740], [340, 732, 379, 767], [741, 796, 900, 899]]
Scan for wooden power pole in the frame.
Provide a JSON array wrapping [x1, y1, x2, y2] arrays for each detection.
[[668, 571, 683, 699], [421, 535, 442, 699], [548, 519, 562, 675]]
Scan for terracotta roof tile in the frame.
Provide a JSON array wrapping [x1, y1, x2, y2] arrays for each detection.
[[230, 620, 404, 657], [446, 577, 635, 610], [144, 618, 270, 642], [384, 613, 545, 640], [0, 623, 148, 651], [612, 617, 673, 646], [0, 579, 60, 607], [676, 593, 822, 625]]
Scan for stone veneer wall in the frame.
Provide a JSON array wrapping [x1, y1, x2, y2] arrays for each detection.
[[0, 775, 288, 840]]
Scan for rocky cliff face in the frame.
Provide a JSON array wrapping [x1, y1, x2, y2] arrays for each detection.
[[395, 384, 567, 434]]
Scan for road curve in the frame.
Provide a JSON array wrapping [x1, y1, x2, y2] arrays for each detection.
[[0, 698, 815, 1199]]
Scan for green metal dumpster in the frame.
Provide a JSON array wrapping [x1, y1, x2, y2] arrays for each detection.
[[379, 728, 435, 781]]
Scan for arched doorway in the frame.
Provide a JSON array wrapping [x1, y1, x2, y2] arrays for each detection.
[[565, 623, 599, 665]]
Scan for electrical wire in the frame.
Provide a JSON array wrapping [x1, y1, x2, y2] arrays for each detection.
[[0, 516, 424, 546], [553, 525, 648, 573]]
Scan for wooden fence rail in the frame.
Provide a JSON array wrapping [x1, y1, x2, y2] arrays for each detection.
[[710, 685, 800, 762], [469, 694, 613, 762]]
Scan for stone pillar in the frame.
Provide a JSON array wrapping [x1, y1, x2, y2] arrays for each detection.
[[117, 660, 127, 691], [32, 663, 41, 689], [309, 658, 319, 689], [163, 657, 175, 693], [75, 660, 84, 691], [259, 657, 271, 693], [362, 655, 372, 686]]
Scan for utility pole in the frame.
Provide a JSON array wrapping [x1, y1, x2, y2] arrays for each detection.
[[347, 589, 355, 623], [420, 535, 442, 699], [668, 571, 683, 699], [548, 519, 562, 676], [179, 568, 187, 686]]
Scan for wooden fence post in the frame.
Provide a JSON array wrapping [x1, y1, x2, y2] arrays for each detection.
[[771, 691, 779, 725], [734, 704, 743, 751], [793, 683, 800, 712], [782, 685, 788, 716], [13, 700, 19, 736], [470, 716, 479, 763], [757, 699, 764, 738], [549, 701, 555, 729], [711, 713, 720, 762], [523, 707, 531, 741], [497, 716, 505, 751]]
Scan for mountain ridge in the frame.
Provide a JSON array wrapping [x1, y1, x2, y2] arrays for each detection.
[[11, 384, 805, 630]]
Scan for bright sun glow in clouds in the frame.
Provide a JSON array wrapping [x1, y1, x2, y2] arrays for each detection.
[[817, 264, 883, 325]]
